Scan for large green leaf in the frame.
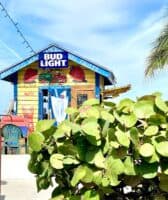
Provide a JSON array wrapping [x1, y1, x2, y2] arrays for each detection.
[[50, 195, 64, 200], [133, 100, 155, 118], [71, 165, 86, 186], [124, 156, 136, 176], [101, 110, 114, 123], [36, 120, 55, 132], [115, 129, 130, 148], [117, 98, 134, 113], [101, 177, 110, 187], [82, 166, 93, 183], [104, 168, 120, 186], [138, 95, 155, 101], [120, 113, 137, 128], [144, 126, 158, 136], [55, 120, 81, 138], [139, 143, 154, 157], [76, 136, 87, 161], [56, 120, 72, 137], [102, 121, 110, 138], [82, 120, 100, 140], [113, 110, 122, 123], [82, 190, 100, 200], [93, 170, 102, 185], [65, 107, 78, 115], [130, 127, 139, 145], [69, 196, 81, 200], [71, 123, 81, 134], [58, 141, 78, 156], [38, 125, 56, 139], [28, 131, 45, 152], [110, 141, 120, 149], [63, 155, 79, 165], [94, 150, 106, 168], [36, 176, 50, 191], [50, 154, 64, 169], [86, 136, 101, 146], [53, 128, 65, 140], [28, 159, 41, 174], [51, 187, 63, 198], [145, 150, 160, 163], [155, 96, 168, 113], [85, 149, 105, 168], [86, 107, 100, 119], [109, 174, 120, 186], [156, 141, 168, 157], [148, 114, 166, 125], [103, 101, 116, 108], [83, 98, 100, 106], [82, 117, 97, 125], [105, 157, 124, 175], [82, 119, 100, 146], [138, 162, 158, 179]]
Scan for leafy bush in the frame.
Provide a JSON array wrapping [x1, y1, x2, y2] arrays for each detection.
[[28, 94, 168, 200]]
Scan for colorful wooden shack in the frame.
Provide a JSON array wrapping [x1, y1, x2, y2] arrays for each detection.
[[0, 44, 116, 129]]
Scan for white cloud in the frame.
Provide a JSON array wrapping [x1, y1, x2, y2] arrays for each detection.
[[7, 1, 167, 88], [0, 38, 22, 60], [0, 0, 168, 114], [8, 0, 131, 37]]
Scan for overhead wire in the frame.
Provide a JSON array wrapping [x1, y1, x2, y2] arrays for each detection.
[[0, 1, 35, 54]]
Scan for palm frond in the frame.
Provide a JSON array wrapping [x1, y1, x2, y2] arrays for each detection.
[[145, 24, 168, 76]]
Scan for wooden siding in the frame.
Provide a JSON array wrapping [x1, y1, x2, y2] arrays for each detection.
[[71, 85, 95, 108], [17, 62, 96, 126]]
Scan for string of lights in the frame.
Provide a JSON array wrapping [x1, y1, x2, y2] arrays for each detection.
[[0, 1, 35, 54]]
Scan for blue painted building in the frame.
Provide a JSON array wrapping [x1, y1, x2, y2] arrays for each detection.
[[0, 44, 116, 129]]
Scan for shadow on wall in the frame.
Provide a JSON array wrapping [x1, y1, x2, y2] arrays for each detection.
[[0, 195, 5, 200], [1, 181, 7, 185], [1, 181, 7, 200]]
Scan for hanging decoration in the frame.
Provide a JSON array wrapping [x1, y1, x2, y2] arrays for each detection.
[[24, 68, 38, 83], [39, 70, 67, 84], [69, 66, 87, 82]]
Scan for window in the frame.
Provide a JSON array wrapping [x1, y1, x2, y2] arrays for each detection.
[[77, 94, 88, 107]]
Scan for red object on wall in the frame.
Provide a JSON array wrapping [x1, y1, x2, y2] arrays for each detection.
[[69, 66, 86, 82], [24, 68, 38, 83], [51, 72, 67, 83]]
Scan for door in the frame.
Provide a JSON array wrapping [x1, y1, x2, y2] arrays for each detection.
[[71, 85, 95, 108], [39, 86, 71, 123]]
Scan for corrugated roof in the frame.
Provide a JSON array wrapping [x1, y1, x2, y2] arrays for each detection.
[[103, 84, 131, 98]]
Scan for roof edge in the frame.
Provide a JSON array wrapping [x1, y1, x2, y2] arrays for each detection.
[[0, 43, 116, 84]]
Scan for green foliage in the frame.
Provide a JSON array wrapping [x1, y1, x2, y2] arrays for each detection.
[[28, 94, 168, 199], [28, 131, 45, 152]]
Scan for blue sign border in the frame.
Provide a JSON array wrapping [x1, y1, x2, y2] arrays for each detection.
[[39, 52, 69, 68]]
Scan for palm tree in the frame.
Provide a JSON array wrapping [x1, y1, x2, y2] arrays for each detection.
[[145, 23, 168, 76]]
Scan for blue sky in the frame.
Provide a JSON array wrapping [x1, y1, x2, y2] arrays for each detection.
[[0, 0, 168, 113]]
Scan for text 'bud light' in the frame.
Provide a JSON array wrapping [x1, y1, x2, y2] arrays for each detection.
[[39, 52, 68, 68]]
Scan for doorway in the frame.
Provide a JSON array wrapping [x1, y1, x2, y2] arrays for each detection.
[[39, 86, 71, 123]]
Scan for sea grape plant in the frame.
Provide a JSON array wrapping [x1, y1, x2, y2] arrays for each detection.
[[28, 93, 168, 200]]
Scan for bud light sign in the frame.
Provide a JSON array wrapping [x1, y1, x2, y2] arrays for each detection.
[[39, 52, 68, 68]]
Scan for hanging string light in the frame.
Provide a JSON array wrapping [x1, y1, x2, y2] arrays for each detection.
[[0, 1, 35, 54]]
